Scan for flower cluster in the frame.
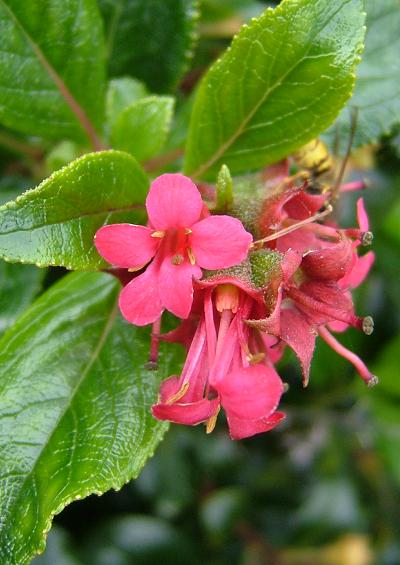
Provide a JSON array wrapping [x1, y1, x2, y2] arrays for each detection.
[[95, 169, 376, 440]]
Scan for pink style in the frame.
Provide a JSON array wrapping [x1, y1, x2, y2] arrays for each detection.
[[94, 173, 253, 326]]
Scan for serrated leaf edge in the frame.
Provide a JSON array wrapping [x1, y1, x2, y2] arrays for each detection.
[[185, 0, 366, 179]]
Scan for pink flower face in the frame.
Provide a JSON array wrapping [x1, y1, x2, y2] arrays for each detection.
[[152, 281, 285, 440], [94, 174, 253, 325]]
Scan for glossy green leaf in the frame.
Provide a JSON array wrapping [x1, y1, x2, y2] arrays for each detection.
[[0, 261, 44, 336], [0, 0, 105, 146], [0, 271, 182, 565], [0, 151, 148, 270], [111, 97, 175, 162], [100, 0, 199, 92], [323, 0, 400, 151], [106, 77, 148, 129], [184, 0, 365, 180]]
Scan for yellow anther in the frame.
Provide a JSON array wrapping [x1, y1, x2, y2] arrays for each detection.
[[128, 262, 147, 272], [185, 228, 192, 234], [166, 381, 190, 405], [206, 406, 220, 434], [151, 230, 165, 238], [171, 254, 184, 265], [187, 247, 196, 265], [247, 352, 265, 364]]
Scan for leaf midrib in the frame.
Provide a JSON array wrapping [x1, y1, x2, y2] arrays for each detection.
[[189, 0, 353, 178], [0, 0, 102, 148], [0, 203, 145, 237], [1, 292, 119, 533]]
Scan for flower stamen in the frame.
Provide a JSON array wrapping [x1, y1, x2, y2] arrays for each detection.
[[251, 205, 333, 247], [166, 381, 190, 404], [206, 406, 220, 434], [171, 254, 184, 265], [187, 247, 196, 265]]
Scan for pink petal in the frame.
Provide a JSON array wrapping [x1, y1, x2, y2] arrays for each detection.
[[328, 320, 349, 333], [280, 308, 315, 386], [287, 283, 361, 330], [246, 288, 282, 336], [301, 236, 354, 281], [159, 258, 202, 319], [158, 375, 182, 403], [119, 261, 163, 325], [227, 411, 286, 440], [281, 249, 303, 281], [276, 226, 320, 253], [218, 365, 284, 420], [357, 198, 369, 231], [152, 397, 220, 426], [339, 251, 375, 289], [190, 215, 252, 269], [94, 224, 157, 268], [284, 191, 326, 220], [146, 173, 203, 230], [262, 159, 289, 189]]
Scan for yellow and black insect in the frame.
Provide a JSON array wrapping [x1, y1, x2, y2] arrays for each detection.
[[292, 138, 333, 180]]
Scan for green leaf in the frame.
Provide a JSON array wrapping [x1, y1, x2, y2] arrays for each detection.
[[184, 0, 366, 180], [0, 271, 182, 565], [0, 150, 149, 270], [45, 141, 81, 174], [323, 0, 400, 151], [0, 261, 44, 336], [100, 0, 199, 92], [106, 77, 148, 129], [0, 0, 105, 146], [111, 96, 175, 162]]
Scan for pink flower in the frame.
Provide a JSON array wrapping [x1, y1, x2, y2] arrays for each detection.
[[94, 173, 253, 325], [152, 278, 285, 440], [250, 188, 376, 387]]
